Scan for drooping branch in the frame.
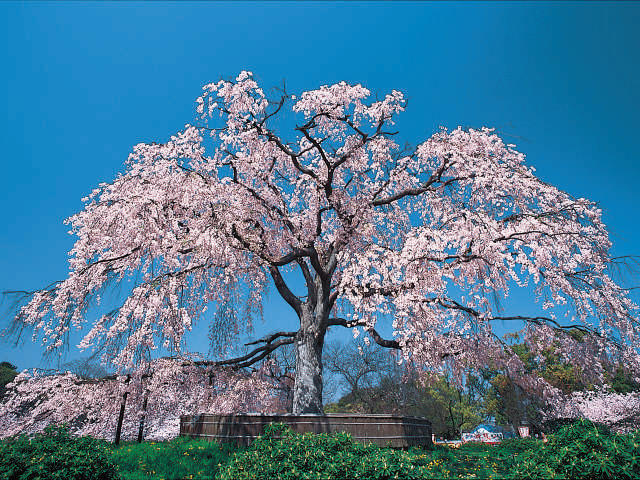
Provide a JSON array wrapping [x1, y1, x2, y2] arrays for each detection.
[[245, 331, 297, 346], [433, 297, 627, 351], [366, 328, 401, 350], [77, 247, 142, 275], [327, 317, 400, 350], [269, 266, 302, 316], [193, 337, 295, 369]]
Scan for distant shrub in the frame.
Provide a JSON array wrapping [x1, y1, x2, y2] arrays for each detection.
[[543, 416, 610, 435], [0, 424, 119, 480], [513, 418, 640, 479], [541, 417, 576, 434], [218, 423, 447, 480]]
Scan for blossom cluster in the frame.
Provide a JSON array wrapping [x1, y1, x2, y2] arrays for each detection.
[[546, 387, 640, 433], [0, 358, 285, 441]]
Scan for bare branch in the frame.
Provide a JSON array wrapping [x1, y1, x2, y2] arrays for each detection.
[[192, 337, 295, 369], [269, 266, 302, 316], [245, 331, 297, 346]]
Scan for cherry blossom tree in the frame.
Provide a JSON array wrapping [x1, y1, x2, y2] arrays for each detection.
[[6, 71, 639, 415], [547, 388, 640, 433], [0, 359, 282, 441]]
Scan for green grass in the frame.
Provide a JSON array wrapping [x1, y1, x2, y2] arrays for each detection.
[[428, 440, 545, 479], [108, 436, 241, 480]]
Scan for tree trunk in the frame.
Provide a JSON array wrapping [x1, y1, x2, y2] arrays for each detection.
[[137, 391, 149, 443], [114, 391, 128, 445], [114, 374, 131, 445], [292, 314, 325, 414]]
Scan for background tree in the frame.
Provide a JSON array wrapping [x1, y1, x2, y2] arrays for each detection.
[[5, 72, 639, 414], [323, 341, 397, 413], [480, 336, 640, 430], [62, 356, 112, 380], [0, 359, 284, 441], [324, 341, 484, 438], [0, 362, 18, 399], [608, 365, 640, 394], [415, 375, 485, 439], [548, 388, 640, 433]]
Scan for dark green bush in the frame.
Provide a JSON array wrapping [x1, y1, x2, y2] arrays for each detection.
[[512, 418, 640, 479], [0, 425, 120, 480], [542, 417, 579, 434], [543, 417, 610, 435], [218, 423, 448, 480]]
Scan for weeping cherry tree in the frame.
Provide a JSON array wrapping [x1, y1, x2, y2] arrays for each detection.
[[7, 71, 639, 414]]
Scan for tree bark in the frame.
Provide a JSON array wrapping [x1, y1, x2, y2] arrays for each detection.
[[137, 391, 149, 443], [114, 374, 131, 445], [292, 307, 326, 414], [292, 331, 324, 414]]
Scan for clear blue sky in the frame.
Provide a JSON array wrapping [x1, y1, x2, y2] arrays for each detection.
[[1, 2, 639, 372]]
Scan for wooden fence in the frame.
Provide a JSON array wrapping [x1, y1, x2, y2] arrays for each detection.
[[180, 413, 432, 448]]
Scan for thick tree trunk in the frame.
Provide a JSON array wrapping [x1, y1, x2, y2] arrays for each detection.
[[292, 331, 324, 414], [292, 308, 326, 414]]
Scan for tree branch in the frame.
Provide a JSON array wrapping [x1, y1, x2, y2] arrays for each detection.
[[245, 331, 297, 346], [372, 155, 456, 206], [193, 337, 295, 369], [327, 317, 401, 349], [269, 266, 302, 316], [296, 258, 317, 306], [434, 298, 626, 350]]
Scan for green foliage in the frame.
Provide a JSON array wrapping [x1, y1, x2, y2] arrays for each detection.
[[109, 435, 239, 480], [496, 436, 543, 455], [0, 425, 119, 480], [419, 439, 541, 479], [512, 418, 640, 479], [609, 365, 640, 394], [107, 433, 545, 479], [323, 395, 362, 414], [418, 376, 484, 438], [218, 423, 450, 480], [542, 417, 585, 434], [326, 374, 485, 439], [0, 361, 18, 398], [4, 421, 634, 479]]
